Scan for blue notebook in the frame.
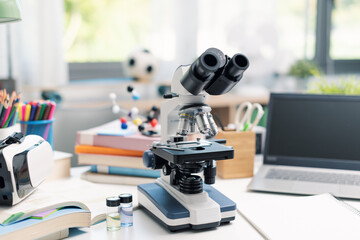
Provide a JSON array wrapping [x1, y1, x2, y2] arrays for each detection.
[[91, 165, 161, 178]]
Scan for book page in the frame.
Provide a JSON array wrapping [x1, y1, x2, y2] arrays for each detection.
[[237, 193, 360, 240]]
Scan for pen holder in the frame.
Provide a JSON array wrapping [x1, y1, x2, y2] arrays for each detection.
[[20, 119, 54, 149], [0, 124, 21, 141], [215, 130, 255, 179]]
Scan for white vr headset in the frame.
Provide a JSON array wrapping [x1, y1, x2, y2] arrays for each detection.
[[0, 132, 53, 206]]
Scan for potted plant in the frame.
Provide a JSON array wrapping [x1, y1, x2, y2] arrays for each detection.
[[307, 76, 360, 95], [288, 59, 320, 91]]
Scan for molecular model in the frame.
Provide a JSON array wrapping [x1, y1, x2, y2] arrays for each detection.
[[109, 85, 159, 136]]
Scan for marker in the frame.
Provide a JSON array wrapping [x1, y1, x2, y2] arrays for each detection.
[[38, 103, 47, 120], [42, 103, 52, 120], [25, 104, 31, 121], [21, 104, 26, 121], [34, 103, 41, 120], [47, 102, 56, 120]]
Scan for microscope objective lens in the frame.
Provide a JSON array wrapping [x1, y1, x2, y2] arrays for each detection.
[[195, 113, 211, 134], [177, 115, 191, 136]]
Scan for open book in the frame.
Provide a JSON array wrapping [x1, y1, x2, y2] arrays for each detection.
[[0, 178, 125, 239], [237, 193, 360, 240]]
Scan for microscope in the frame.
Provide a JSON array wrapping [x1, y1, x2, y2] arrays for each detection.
[[138, 48, 249, 231]]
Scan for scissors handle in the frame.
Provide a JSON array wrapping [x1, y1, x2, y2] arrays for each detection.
[[235, 102, 264, 132], [235, 102, 252, 132], [247, 103, 264, 131]]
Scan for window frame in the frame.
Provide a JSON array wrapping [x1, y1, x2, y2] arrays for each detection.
[[315, 0, 360, 74], [68, 62, 126, 80]]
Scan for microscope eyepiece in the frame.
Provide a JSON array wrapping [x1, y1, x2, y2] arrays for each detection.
[[179, 48, 249, 96], [225, 54, 249, 78], [180, 48, 225, 95], [204, 53, 249, 95]]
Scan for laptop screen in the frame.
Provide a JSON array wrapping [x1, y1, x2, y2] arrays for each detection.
[[264, 93, 360, 170]]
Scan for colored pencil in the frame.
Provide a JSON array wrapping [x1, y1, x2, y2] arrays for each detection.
[[18, 103, 22, 122], [3, 104, 17, 128], [0, 105, 7, 127]]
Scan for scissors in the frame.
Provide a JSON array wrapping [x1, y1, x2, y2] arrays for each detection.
[[235, 102, 264, 132]]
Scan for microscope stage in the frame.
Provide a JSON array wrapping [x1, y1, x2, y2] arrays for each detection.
[[152, 141, 234, 164]]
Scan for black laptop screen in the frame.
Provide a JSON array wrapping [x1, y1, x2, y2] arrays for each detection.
[[265, 94, 360, 169]]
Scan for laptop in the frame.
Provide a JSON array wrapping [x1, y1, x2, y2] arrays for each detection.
[[248, 93, 360, 199]]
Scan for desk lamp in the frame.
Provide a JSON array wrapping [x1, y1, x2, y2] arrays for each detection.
[[0, 0, 22, 92]]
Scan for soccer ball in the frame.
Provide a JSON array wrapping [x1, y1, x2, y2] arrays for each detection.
[[125, 49, 158, 83]]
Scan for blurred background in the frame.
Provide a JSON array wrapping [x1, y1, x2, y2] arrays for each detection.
[[0, 0, 359, 165]]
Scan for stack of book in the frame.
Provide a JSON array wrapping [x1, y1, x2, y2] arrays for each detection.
[[75, 120, 161, 185]]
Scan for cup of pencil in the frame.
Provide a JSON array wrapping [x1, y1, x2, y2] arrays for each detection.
[[0, 90, 21, 140], [19, 101, 56, 149]]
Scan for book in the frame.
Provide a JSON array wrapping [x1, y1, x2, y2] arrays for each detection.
[[78, 153, 146, 169], [38, 228, 69, 240], [46, 151, 72, 182], [91, 165, 160, 178], [76, 120, 159, 151], [75, 145, 143, 157], [236, 193, 360, 240], [0, 208, 89, 240], [0, 177, 120, 226], [81, 170, 155, 186]]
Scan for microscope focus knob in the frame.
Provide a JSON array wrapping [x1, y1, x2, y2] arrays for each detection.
[[143, 150, 155, 168], [162, 164, 171, 176]]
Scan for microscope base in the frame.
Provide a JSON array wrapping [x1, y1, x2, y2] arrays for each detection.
[[138, 182, 236, 231]]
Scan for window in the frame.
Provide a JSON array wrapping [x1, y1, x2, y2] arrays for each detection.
[[330, 0, 360, 60], [315, 0, 360, 74], [65, 0, 360, 81], [65, 0, 151, 62]]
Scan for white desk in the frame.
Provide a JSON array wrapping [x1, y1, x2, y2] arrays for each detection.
[[67, 157, 265, 239], [67, 157, 360, 240]]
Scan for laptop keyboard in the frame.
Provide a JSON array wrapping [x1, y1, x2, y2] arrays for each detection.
[[265, 168, 360, 186]]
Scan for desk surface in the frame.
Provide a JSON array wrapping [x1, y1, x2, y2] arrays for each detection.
[[68, 157, 264, 240], [68, 157, 360, 240]]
